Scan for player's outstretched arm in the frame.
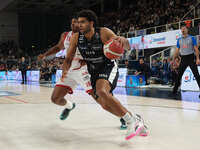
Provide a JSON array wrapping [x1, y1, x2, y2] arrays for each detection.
[[37, 32, 66, 60]]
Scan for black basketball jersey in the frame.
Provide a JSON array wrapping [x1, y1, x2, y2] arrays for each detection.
[[77, 28, 114, 74]]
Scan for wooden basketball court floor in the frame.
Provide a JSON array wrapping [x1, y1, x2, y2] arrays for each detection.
[[0, 80, 200, 150]]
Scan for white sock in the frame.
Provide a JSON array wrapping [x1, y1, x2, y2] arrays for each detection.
[[65, 100, 73, 109], [122, 112, 136, 124]]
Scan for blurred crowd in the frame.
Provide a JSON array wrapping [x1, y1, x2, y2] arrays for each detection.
[[125, 57, 181, 85], [1, 48, 181, 85], [151, 57, 181, 85], [0, 0, 198, 84], [0, 53, 63, 82], [100, 0, 197, 34]]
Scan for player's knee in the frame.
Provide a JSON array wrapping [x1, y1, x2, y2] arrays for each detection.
[[51, 94, 60, 104], [96, 90, 112, 110]]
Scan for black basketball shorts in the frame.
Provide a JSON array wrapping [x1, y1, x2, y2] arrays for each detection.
[[90, 61, 119, 96]]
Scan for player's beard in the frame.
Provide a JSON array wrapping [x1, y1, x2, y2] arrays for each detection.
[[82, 24, 91, 34]]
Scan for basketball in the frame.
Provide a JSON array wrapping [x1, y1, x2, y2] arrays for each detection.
[[103, 39, 124, 59]]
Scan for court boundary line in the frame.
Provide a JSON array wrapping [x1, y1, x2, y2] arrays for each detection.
[[5, 96, 29, 104], [0, 102, 199, 111]]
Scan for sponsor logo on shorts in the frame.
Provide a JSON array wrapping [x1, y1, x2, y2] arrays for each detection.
[[99, 74, 108, 78], [83, 75, 90, 81]]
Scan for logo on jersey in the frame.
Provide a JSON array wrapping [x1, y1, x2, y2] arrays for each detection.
[[79, 46, 87, 50], [182, 44, 188, 48], [91, 46, 102, 50], [79, 35, 84, 43], [86, 51, 95, 55]]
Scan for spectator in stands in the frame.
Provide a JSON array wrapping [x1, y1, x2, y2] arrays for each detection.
[[197, 6, 200, 18], [161, 58, 170, 84], [30, 62, 37, 70], [99, 0, 193, 35], [151, 59, 159, 77], [155, 59, 163, 79], [0, 63, 6, 71], [154, 14, 160, 26], [128, 24, 135, 37], [135, 58, 151, 85], [198, 22, 200, 35], [128, 50, 137, 60], [40, 63, 50, 81], [0, 57, 7, 71], [129, 24, 135, 32], [124, 59, 133, 75], [170, 57, 181, 86], [167, 24, 173, 31], [167, 57, 173, 84], [49, 63, 57, 83]]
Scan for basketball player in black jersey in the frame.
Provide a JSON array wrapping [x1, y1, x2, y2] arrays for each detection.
[[38, 16, 127, 129], [61, 10, 148, 140]]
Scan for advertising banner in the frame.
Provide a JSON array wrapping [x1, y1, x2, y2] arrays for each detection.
[[126, 75, 146, 87], [181, 67, 200, 91], [128, 30, 182, 50], [128, 36, 144, 50], [27, 71, 40, 82], [118, 68, 127, 87], [0, 71, 39, 82], [7, 71, 22, 80], [0, 71, 6, 80]]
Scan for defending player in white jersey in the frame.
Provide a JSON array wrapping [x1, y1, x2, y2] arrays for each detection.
[[38, 16, 92, 120]]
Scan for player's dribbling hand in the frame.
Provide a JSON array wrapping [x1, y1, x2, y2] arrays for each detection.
[[112, 36, 125, 48], [196, 59, 200, 65], [37, 54, 46, 61]]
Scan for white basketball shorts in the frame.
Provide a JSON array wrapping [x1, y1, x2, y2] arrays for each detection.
[[56, 66, 92, 94]]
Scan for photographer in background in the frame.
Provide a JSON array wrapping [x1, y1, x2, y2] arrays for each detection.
[[40, 63, 50, 81], [50, 63, 57, 83], [135, 58, 151, 85]]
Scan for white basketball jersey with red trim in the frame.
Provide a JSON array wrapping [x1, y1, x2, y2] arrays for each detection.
[[64, 31, 83, 71]]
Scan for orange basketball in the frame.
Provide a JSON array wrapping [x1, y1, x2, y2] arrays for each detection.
[[103, 39, 124, 59]]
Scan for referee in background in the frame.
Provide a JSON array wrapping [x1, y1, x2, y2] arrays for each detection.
[[172, 25, 200, 96]]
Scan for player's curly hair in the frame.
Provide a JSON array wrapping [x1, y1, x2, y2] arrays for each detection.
[[77, 9, 98, 27]]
